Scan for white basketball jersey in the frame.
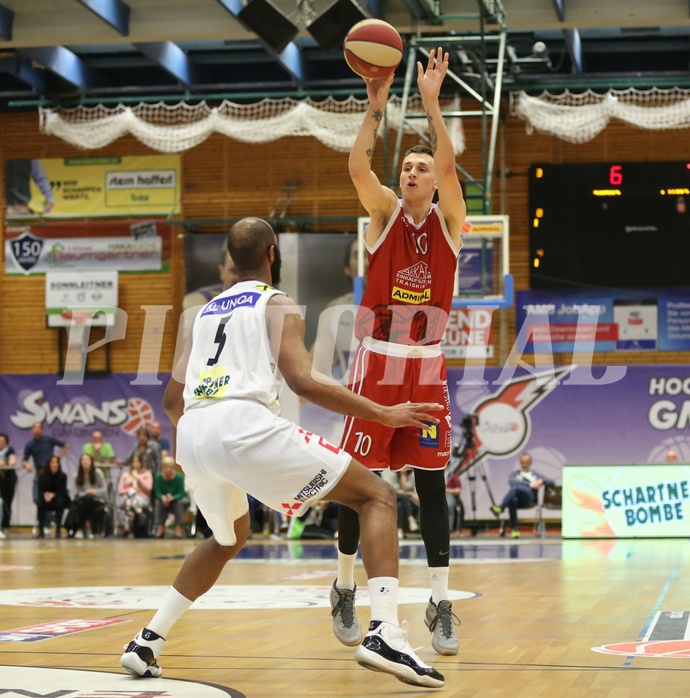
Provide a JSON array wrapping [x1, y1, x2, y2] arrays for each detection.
[[183, 280, 286, 414]]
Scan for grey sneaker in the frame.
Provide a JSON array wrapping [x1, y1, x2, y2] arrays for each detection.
[[120, 627, 165, 677], [424, 598, 460, 656], [329, 580, 363, 646]]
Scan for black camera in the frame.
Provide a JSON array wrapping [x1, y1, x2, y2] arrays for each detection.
[[461, 413, 478, 432], [461, 413, 478, 448]]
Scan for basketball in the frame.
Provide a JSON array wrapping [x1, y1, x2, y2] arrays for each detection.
[[343, 19, 403, 80]]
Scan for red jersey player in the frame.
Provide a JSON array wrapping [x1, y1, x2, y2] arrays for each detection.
[[330, 47, 466, 657]]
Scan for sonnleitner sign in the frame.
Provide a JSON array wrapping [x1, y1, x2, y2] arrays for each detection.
[[45, 271, 119, 327]]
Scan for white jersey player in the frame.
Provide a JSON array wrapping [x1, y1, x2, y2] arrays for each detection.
[[120, 217, 446, 689]]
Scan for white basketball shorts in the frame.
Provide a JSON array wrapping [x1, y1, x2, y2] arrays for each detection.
[[176, 398, 351, 546]]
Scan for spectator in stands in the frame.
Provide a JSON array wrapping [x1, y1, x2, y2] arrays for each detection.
[[22, 422, 69, 507], [0, 433, 17, 537], [380, 469, 420, 540], [125, 427, 162, 474], [82, 430, 116, 467], [490, 452, 555, 538], [36, 455, 71, 539], [665, 449, 680, 463], [68, 453, 108, 539], [148, 421, 170, 458], [312, 237, 369, 382], [182, 245, 239, 311], [153, 457, 189, 539], [117, 454, 153, 538], [287, 501, 339, 540]]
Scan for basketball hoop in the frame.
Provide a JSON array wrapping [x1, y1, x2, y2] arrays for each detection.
[[61, 309, 93, 349]]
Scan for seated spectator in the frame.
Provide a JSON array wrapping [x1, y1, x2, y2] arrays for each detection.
[[153, 457, 189, 539], [148, 421, 170, 458], [23, 422, 69, 514], [117, 454, 153, 538], [287, 501, 339, 540], [380, 469, 420, 539], [125, 427, 162, 474], [490, 452, 555, 538], [36, 455, 71, 539], [67, 453, 108, 539], [665, 449, 680, 463], [0, 433, 18, 537], [445, 470, 464, 535]]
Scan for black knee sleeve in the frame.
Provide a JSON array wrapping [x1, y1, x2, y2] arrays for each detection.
[[336, 504, 360, 555], [415, 469, 450, 567]]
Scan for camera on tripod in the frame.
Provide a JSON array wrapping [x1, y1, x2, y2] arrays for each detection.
[[460, 413, 479, 448], [452, 412, 479, 462]]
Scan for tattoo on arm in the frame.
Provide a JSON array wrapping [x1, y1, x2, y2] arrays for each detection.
[[365, 110, 384, 162], [426, 114, 438, 154]]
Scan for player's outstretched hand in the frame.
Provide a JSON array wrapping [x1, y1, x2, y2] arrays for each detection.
[[417, 47, 448, 101], [378, 402, 444, 429]]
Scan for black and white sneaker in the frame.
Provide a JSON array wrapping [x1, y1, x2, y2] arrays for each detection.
[[354, 620, 445, 688], [120, 627, 165, 678]]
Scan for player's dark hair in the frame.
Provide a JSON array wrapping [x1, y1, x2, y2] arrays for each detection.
[[227, 217, 276, 274], [404, 144, 433, 158]]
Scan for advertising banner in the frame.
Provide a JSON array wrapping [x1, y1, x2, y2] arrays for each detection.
[[4, 218, 169, 275], [0, 374, 170, 525], [45, 271, 118, 327], [562, 464, 690, 538], [301, 364, 690, 524], [517, 289, 690, 353], [441, 308, 494, 359], [5, 155, 181, 220]]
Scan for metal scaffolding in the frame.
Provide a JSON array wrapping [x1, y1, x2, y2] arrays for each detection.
[[391, 1, 507, 214]]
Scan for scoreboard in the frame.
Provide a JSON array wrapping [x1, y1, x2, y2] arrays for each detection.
[[529, 162, 690, 289]]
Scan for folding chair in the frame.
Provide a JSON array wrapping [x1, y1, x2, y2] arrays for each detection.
[[536, 485, 562, 538]]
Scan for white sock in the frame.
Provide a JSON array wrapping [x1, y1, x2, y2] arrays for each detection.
[[429, 566, 450, 605], [147, 587, 193, 638], [336, 551, 357, 590], [368, 576, 399, 626]]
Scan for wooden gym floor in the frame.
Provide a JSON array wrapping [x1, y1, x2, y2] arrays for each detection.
[[1, 532, 690, 697]]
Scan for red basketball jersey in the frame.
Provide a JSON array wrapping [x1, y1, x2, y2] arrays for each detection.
[[355, 200, 460, 345]]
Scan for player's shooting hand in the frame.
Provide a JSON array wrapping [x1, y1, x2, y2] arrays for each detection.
[[379, 402, 444, 429], [417, 47, 448, 100], [365, 72, 394, 105]]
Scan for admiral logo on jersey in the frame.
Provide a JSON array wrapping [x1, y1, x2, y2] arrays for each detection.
[[193, 367, 231, 399], [200, 291, 261, 318], [391, 261, 432, 305]]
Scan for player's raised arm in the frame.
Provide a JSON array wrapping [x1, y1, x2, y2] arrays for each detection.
[[417, 47, 466, 245], [266, 293, 442, 429], [349, 75, 398, 224]]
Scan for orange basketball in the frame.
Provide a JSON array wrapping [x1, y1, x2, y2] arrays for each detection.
[[343, 19, 403, 79]]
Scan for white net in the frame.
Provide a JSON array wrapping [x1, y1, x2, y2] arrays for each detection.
[[511, 88, 690, 143], [39, 96, 466, 154]]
